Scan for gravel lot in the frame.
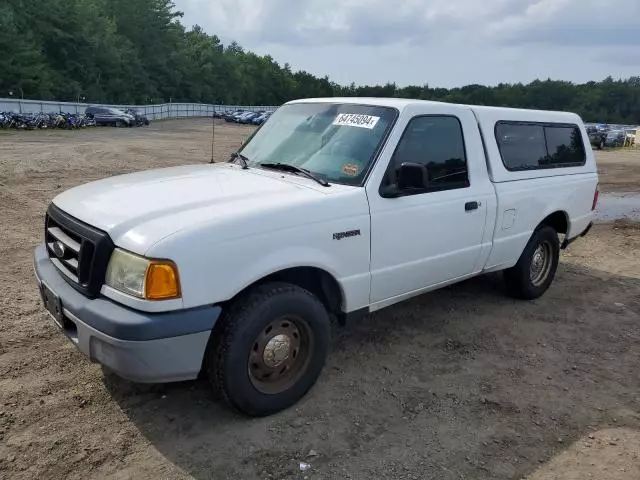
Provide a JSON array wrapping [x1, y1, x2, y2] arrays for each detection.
[[1, 120, 639, 479]]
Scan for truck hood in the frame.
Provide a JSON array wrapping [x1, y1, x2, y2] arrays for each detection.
[[52, 163, 355, 254]]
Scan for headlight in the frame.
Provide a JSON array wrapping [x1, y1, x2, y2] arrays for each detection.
[[105, 248, 181, 300]]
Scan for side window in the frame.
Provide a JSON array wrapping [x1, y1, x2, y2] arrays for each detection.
[[543, 125, 586, 167], [384, 115, 469, 193], [496, 122, 586, 171], [495, 123, 547, 170]]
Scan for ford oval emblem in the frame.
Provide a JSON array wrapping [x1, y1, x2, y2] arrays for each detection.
[[51, 241, 66, 258]]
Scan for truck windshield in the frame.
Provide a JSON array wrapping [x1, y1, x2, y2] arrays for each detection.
[[239, 103, 397, 185]]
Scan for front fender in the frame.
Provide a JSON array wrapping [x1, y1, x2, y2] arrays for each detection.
[[228, 246, 345, 298], [150, 218, 372, 313]]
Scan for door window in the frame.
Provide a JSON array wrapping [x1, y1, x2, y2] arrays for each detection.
[[382, 115, 469, 194]]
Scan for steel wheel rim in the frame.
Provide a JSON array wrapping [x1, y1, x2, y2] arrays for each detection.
[[248, 315, 313, 395], [530, 240, 553, 287]]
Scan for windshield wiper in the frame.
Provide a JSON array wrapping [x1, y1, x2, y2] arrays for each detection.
[[229, 152, 249, 169], [260, 162, 330, 187]]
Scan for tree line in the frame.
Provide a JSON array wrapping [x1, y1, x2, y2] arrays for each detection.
[[1, 0, 638, 124]]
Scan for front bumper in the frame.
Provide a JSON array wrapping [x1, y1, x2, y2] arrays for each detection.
[[33, 243, 221, 383]]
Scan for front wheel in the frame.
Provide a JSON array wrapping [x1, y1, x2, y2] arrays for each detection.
[[503, 225, 560, 300], [205, 282, 330, 416]]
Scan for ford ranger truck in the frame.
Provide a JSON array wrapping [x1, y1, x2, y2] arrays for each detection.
[[34, 98, 598, 416]]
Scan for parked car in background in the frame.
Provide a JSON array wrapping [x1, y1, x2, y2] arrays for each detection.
[[223, 110, 273, 125], [604, 130, 626, 148], [586, 125, 607, 149], [251, 112, 272, 125], [224, 110, 246, 122], [238, 112, 262, 124], [124, 108, 150, 126], [225, 109, 241, 120], [85, 106, 134, 127], [234, 112, 255, 124]]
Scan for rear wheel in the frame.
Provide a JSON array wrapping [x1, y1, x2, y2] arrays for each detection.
[[503, 225, 559, 300], [205, 282, 330, 416]]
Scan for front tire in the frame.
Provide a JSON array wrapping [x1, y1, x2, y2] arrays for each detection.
[[205, 282, 330, 417], [503, 225, 560, 300]]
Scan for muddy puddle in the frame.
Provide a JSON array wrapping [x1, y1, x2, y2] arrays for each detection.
[[596, 192, 640, 221]]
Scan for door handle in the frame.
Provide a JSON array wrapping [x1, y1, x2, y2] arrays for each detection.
[[465, 201, 479, 211]]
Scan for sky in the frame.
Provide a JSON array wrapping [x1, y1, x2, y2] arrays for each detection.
[[173, 0, 640, 88]]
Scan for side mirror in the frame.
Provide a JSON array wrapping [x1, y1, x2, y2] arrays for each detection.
[[379, 162, 430, 198], [397, 162, 430, 190]]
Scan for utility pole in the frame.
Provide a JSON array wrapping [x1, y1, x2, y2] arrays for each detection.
[[210, 110, 215, 163]]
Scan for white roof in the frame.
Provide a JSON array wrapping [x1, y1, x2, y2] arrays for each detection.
[[287, 97, 582, 123], [288, 96, 423, 109]]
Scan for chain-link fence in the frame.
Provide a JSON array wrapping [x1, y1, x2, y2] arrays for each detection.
[[0, 98, 279, 120]]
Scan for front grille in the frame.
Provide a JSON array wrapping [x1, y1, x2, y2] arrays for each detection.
[[45, 203, 114, 297]]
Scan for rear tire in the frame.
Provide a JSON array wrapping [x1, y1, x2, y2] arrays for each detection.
[[205, 282, 330, 417], [503, 225, 559, 300]]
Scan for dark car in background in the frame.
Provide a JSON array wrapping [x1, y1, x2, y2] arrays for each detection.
[[85, 106, 135, 127], [586, 125, 607, 149], [604, 130, 626, 148], [124, 108, 150, 126]]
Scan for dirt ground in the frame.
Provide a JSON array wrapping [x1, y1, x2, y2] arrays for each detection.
[[0, 119, 639, 480], [594, 148, 640, 193]]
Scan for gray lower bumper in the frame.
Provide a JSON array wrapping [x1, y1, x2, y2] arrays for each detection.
[[34, 244, 220, 383]]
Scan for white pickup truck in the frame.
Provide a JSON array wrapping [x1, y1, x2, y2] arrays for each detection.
[[34, 98, 598, 416]]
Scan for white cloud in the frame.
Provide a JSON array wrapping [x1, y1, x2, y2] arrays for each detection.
[[173, 0, 640, 86], [490, 0, 640, 46]]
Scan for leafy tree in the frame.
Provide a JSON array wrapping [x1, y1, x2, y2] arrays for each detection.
[[0, 1, 50, 99]]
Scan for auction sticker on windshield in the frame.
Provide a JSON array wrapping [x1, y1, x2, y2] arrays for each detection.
[[341, 163, 360, 176], [333, 113, 380, 129]]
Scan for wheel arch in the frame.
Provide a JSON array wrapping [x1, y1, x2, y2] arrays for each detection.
[[536, 210, 569, 235], [225, 266, 346, 322]]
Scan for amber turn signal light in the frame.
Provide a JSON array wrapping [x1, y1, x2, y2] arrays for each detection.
[[145, 261, 181, 300]]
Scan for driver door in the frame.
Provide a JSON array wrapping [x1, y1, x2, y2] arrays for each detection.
[[366, 108, 492, 306]]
